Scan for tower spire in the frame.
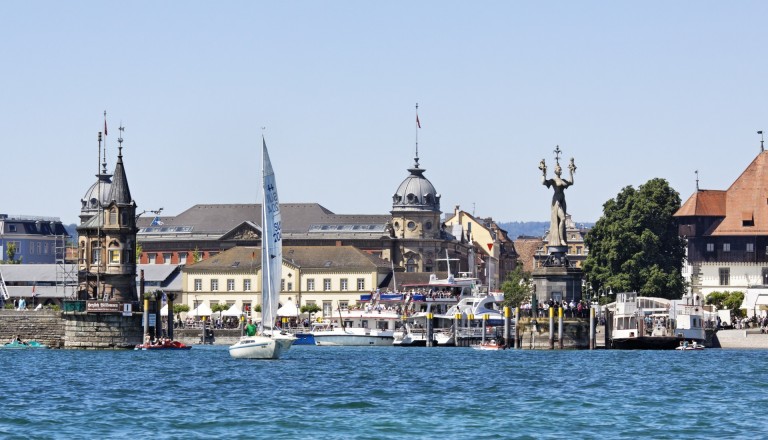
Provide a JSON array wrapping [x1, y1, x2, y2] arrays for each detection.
[[758, 130, 764, 152], [414, 103, 420, 168]]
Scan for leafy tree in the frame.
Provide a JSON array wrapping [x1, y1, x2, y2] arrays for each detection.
[[2, 242, 21, 264], [583, 178, 686, 300], [135, 243, 143, 264], [211, 303, 229, 314], [301, 303, 321, 321], [706, 291, 745, 318], [192, 247, 201, 264], [173, 304, 190, 314], [500, 263, 532, 308]]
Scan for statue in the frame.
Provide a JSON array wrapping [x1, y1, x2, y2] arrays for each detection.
[[539, 146, 576, 248]]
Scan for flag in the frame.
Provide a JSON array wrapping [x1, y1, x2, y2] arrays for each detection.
[[162, 291, 167, 306], [416, 114, 421, 128], [150, 216, 164, 226]]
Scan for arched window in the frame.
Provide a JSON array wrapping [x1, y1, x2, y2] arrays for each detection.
[[406, 258, 417, 273]]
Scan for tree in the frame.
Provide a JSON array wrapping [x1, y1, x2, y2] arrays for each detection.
[[500, 263, 532, 308], [2, 242, 21, 264], [192, 247, 201, 264], [583, 178, 686, 300], [301, 303, 321, 322], [173, 304, 190, 314], [135, 243, 143, 264], [211, 303, 230, 314], [706, 291, 745, 318]]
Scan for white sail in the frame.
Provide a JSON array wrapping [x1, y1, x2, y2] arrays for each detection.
[[261, 137, 282, 334]]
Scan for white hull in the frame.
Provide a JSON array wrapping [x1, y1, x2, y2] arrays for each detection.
[[313, 328, 394, 346], [229, 335, 289, 359]]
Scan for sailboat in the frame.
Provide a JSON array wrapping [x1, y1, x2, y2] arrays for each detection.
[[229, 137, 296, 359]]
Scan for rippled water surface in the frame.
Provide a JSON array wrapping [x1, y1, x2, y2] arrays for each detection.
[[0, 346, 765, 439]]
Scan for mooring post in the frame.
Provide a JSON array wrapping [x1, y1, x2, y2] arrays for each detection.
[[504, 306, 510, 349], [426, 312, 434, 347], [454, 313, 460, 347], [514, 307, 519, 349], [481, 314, 487, 344], [589, 307, 595, 350], [558, 306, 564, 350], [141, 270, 147, 342], [549, 306, 555, 349]]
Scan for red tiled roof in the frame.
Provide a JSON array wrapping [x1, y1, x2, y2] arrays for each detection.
[[675, 190, 726, 217]]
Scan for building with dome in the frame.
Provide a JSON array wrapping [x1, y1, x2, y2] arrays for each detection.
[[76, 132, 139, 303]]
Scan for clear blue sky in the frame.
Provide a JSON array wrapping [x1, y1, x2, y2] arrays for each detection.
[[3, 2, 768, 226]]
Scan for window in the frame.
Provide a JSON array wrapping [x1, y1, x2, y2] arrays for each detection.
[[323, 301, 332, 317], [8, 225, 16, 232], [29, 242, 35, 255], [194, 279, 202, 291], [43, 243, 49, 254], [340, 278, 348, 291], [747, 243, 755, 253], [227, 279, 235, 291], [121, 212, 128, 225], [406, 258, 416, 273], [281, 279, 285, 291], [109, 210, 117, 225], [307, 279, 315, 291], [36, 243, 41, 255], [287, 282, 293, 291], [719, 268, 730, 286], [324, 279, 332, 291], [91, 242, 101, 264], [163, 253, 172, 264], [763, 268, 768, 285], [357, 278, 365, 291], [706, 243, 714, 252], [244, 279, 251, 291], [148, 253, 156, 264], [339, 301, 348, 311], [723, 243, 731, 252], [109, 250, 120, 264], [211, 279, 219, 291], [179, 252, 188, 264]]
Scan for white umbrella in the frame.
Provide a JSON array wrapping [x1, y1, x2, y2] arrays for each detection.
[[277, 302, 301, 317], [189, 303, 213, 317], [222, 303, 243, 317]]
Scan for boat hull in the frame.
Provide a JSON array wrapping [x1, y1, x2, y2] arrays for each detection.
[[229, 336, 285, 359], [292, 333, 316, 345], [611, 336, 681, 350], [2, 341, 49, 349], [313, 330, 394, 346]]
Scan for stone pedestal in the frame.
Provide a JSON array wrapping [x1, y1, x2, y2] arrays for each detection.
[[63, 312, 143, 349], [532, 265, 583, 304]]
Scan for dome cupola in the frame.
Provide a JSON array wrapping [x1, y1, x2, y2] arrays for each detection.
[[392, 157, 440, 212]]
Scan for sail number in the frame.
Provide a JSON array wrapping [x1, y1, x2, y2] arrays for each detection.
[[273, 221, 282, 243]]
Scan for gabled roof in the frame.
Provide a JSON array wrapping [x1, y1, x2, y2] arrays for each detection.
[[675, 190, 726, 217], [185, 245, 392, 273], [676, 151, 768, 236]]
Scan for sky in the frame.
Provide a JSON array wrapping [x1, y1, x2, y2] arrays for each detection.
[[3, 2, 768, 227]]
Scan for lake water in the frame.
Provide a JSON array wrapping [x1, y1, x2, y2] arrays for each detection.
[[1, 345, 765, 439]]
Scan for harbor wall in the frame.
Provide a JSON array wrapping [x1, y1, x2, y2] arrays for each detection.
[[0, 310, 65, 348], [62, 312, 144, 349]]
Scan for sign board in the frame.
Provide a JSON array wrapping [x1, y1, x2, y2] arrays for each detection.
[[149, 314, 156, 327], [86, 301, 122, 313], [122, 303, 132, 317]]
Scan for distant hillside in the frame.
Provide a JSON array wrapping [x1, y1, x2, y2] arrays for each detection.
[[498, 221, 595, 240], [498, 221, 549, 239]]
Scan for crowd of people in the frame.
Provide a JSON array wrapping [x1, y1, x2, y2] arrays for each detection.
[[520, 298, 596, 319]]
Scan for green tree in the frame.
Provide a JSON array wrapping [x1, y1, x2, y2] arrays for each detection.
[[135, 243, 143, 264], [173, 304, 190, 314], [192, 247, 201, 264], [500, 263, 532, 308], [583, 178, 686, 300], [301, 303, 321, 322], [706, 291, 744, 317], [211, 303, 229, 314], [2, 242, 21, 264]]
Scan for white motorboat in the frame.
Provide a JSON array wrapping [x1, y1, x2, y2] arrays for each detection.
[[312, 309, 399, 346], [228, 137, 294, 360]]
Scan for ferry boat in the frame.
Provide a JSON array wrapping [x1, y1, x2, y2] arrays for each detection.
[[391, 272, 484, 347], [609, 292, 707, 350]]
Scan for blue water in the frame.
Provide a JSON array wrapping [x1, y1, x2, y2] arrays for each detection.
[[1, 346, 765, 439]]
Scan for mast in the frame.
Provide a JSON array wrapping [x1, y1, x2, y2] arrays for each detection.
[[96, 131, 102, 299]]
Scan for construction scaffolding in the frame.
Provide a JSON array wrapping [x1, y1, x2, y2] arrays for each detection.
[[55, 233, 77, 299]]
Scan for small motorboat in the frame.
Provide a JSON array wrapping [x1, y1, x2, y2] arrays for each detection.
[[675, 341, 705, 351], [135, 340, 192, 351], [472, 339, 506, 351], [2, 340, 49, 349]]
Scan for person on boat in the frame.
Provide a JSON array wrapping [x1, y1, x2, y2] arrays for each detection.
[[245, 319, 257, 337]]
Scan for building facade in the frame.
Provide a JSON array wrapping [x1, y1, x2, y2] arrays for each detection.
[[181, 245, 391, 319], [675, 149, 768, 300], [0, 214, 69, 264]]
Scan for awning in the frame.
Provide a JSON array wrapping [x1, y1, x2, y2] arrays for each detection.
[[222, 303, 243, 317], [188, 303, 213, 317], [277, 302, 301, 317]]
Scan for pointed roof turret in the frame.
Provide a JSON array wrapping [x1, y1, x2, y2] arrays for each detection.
[[107, 127, 132, 205]]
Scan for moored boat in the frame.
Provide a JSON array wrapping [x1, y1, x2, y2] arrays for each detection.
[[471, 339, 506, 351], [134, 340, 191, 350], [2, 340, 49, 349]]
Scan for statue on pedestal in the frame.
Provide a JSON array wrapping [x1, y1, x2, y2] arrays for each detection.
[[539, 146, 576, 248]]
